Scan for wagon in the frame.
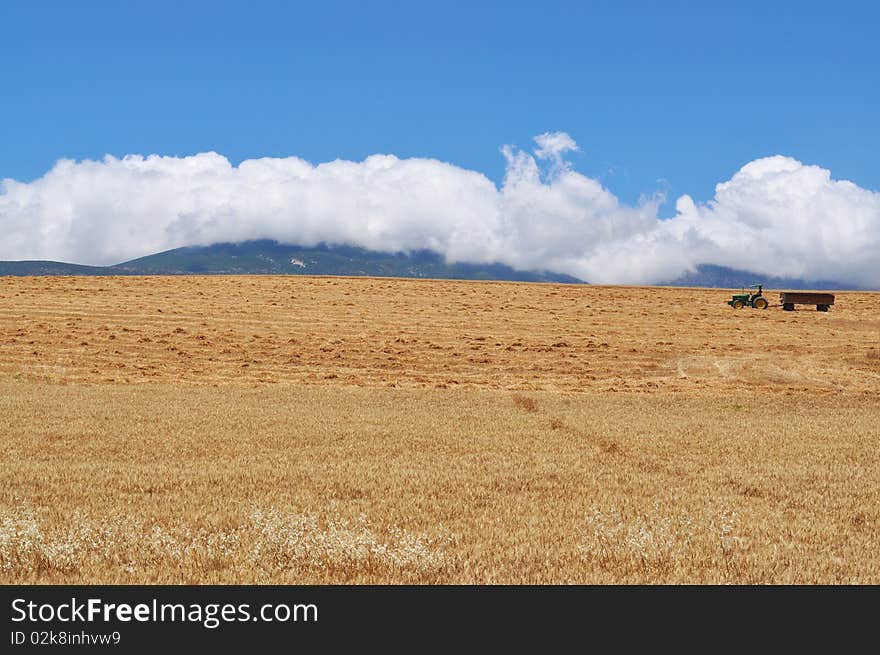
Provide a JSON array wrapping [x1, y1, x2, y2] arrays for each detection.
[[779, 292, 835, 312]]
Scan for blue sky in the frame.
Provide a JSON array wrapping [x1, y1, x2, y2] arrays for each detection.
[[2, 0, 877, 213]]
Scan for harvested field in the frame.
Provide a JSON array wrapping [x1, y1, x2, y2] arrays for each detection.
[[1, 276, 879, 583], [2, 276, 878, 394]]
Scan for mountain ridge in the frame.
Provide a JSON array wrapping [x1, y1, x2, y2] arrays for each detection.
[[0, 241, 860, 289], [0, 241, 581, 284]]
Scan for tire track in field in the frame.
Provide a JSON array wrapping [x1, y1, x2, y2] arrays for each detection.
[[508, 393, 695, 482]]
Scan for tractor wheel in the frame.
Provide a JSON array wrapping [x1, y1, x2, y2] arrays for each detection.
[[753, 297, 768, 310], [732, 300, 745, 309]]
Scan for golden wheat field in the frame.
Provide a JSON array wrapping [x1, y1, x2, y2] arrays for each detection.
[[1, 275, 878, 584]]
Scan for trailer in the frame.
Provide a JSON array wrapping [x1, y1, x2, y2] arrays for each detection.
[[779, 292, 835, 312]]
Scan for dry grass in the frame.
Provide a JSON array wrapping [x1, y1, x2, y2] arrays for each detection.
[[2, 276, 877, 394], [0, 276, 878, 583]]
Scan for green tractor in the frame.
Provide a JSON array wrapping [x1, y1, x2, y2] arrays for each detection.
[[728, 284, 769, 310]]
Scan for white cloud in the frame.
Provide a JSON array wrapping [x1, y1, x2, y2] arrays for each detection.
[[1, 133, 879, 287]]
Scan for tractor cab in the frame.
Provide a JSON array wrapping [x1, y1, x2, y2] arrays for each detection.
[[728, 284, 769, 309]]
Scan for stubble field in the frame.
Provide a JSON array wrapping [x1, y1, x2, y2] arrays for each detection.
[[1, 276, 878, 583]]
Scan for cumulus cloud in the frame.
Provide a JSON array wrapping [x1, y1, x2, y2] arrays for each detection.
[[1, 131, 879, 287]]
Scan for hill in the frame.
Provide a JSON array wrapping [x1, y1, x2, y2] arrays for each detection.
[[112, 241, 582, 282], [0, 260, 112, 276], [665, 264, 846, 290], [0, 241, 581, 283], [0, 241, 861, 288]]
